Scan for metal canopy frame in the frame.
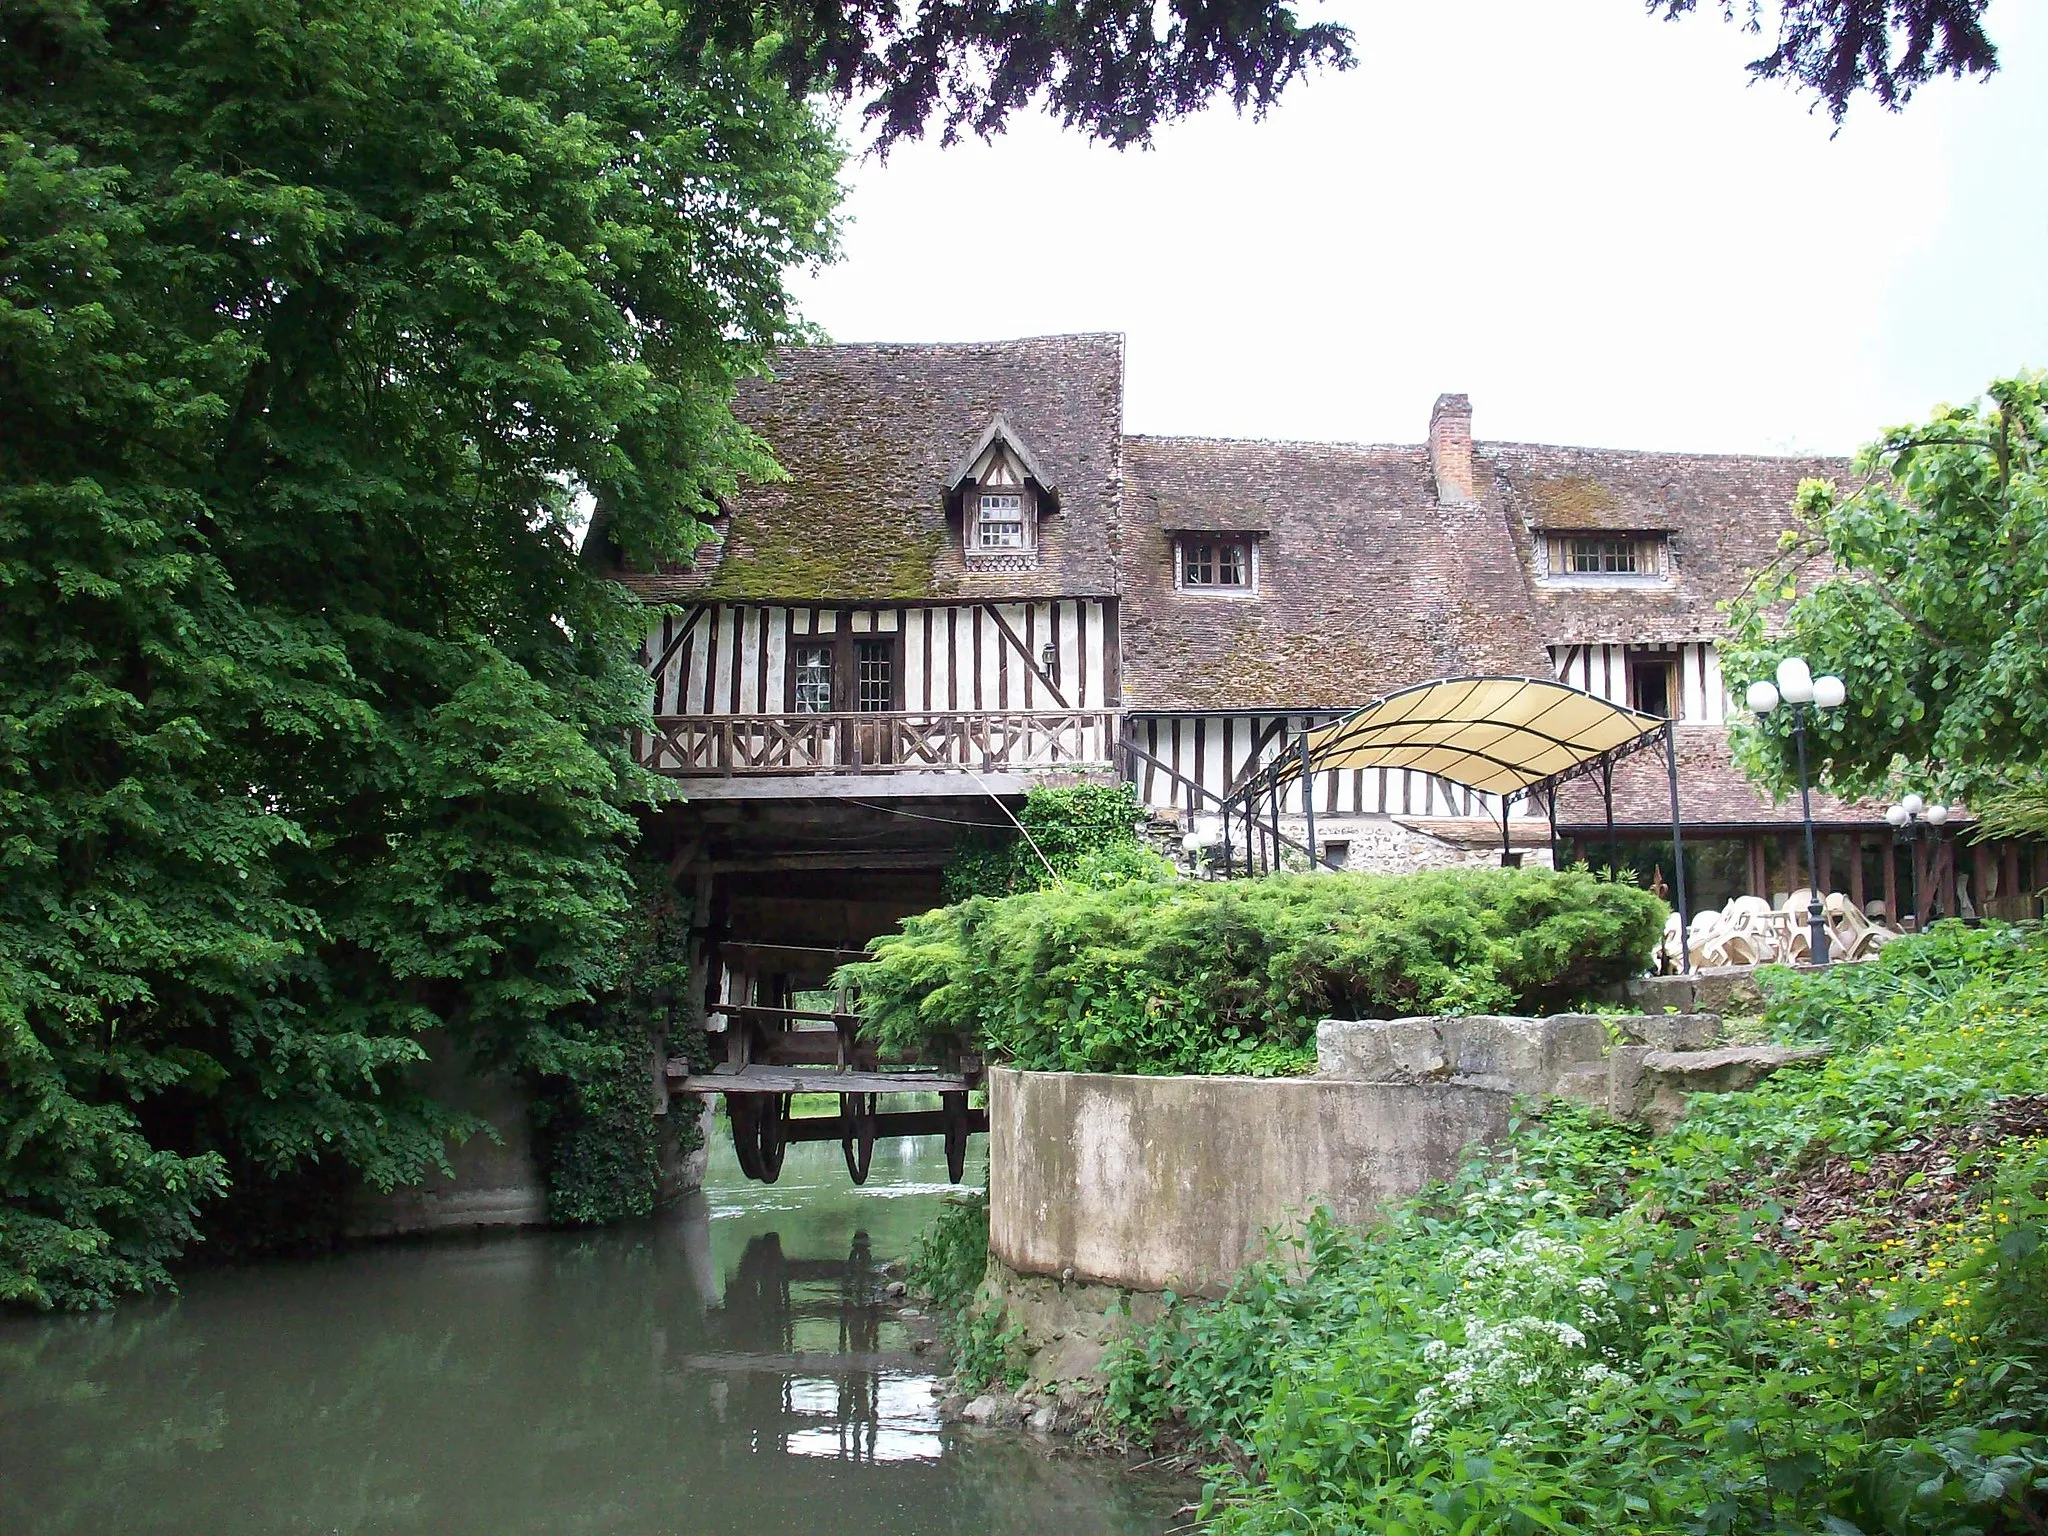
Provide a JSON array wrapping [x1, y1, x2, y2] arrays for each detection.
[[1216, 676, 1694, 971]]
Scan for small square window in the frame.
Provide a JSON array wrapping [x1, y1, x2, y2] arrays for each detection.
[[1182, 538, 1251, 589], [977, 492, 1025, 549]]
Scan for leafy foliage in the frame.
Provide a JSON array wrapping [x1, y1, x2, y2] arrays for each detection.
[[0, 0, 837, 1306], [1722, 375, 2047, 809], [697, 0, 1997, 149], [907, 1183, 1026, 1391], [528, 859, 710, 1227], [846, 867, 1665, 1074], [1651, 0, 1997, 120], [1107, 923, 2048, 1534], [941, 782, 1154, 901]]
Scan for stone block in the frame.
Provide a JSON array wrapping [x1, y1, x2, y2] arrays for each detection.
[[1608, 1045, 1650, 1121], [1617, 1012, 1724, 1051], [1441, 1014, 1545, 1090], [1624, 1044, 1831, 1133], [1540, 1014, 1622, 1067], [1316, 1017, 1447, 1081], [1554, 1061, 1613, 1110], [1625, 974, 1697, 1013], [1028, 1332, 1106, 1386], [1443, 1014, 1609, 1097], [1691, 967, 1767, 1017]]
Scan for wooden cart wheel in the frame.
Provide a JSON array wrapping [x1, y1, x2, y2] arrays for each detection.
[[753, 1092, 789, 1184], [941, 1091, 970, 1184], [840, 1092, 877, 1185], [728, 1094, 765, 1182]]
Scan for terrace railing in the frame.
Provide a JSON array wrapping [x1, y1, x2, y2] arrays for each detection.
[[640, 709, 1123, 777]]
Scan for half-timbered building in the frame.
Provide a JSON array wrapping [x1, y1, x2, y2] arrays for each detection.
[[585, 333, 2043, 1036]]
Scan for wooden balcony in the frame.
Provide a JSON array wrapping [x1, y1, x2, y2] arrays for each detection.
[[639, 709, 1123, 780]]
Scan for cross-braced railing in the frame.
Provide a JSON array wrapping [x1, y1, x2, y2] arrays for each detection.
[[639, 709, 1123, 776]]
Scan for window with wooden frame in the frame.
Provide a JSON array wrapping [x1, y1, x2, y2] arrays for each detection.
[[1177, 536, 1255, 592], [791, 642, 834, 713], [975, 491, 1027, 549], [1545, 533, 1668, 580], [784, 629, 902, 713]]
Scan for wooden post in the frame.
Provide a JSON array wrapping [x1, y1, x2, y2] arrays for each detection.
[[2003, 839, 2022, 910], [1974, 840, 1994, 914], [1747, 835, 1766, 898], [1883, 834, 1899, 924], [1941, 836, 1958, 919], [1848, 833, 1865, 912], [1816, 833, 1832, 896]]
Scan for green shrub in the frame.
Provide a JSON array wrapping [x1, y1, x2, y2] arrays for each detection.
[[907, 1184, 1026, 1391], [942, 782, 1150, 900], [844, 866, 1665, 1074], [1105, 922, 2048, 1534]]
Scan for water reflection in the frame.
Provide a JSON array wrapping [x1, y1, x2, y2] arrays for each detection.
[[0, 1136, 1179, 1536], [678, 1228, 942, 1466]]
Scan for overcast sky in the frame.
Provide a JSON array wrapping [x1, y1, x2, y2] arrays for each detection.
[[787, 0, 2048, 456]]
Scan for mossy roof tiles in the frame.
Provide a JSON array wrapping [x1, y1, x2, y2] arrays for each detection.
[[1119, 436, 1551, 712], [608, 335, 1125, 602], [1486, 442, 1849, 646]]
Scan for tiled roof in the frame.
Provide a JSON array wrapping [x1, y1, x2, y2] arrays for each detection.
[[595, 335, 1125, 602], [1552, 727, 1881, 829], [1118, 436, 1552, 712], [1485, 443, 1851, 646]]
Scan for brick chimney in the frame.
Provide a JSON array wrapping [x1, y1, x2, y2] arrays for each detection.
[[1429, 393, 1475, 505]]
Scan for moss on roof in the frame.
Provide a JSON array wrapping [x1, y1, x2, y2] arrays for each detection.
[[1524, 474, 1623, 529]]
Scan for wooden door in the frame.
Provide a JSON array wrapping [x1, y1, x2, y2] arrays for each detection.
[[851, 637, 897, 764]]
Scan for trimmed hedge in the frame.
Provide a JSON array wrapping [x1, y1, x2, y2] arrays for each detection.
[[843, 867, 1666, 1075]]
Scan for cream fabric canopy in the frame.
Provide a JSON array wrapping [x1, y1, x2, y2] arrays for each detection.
[[1266, 676, 1667, 799]]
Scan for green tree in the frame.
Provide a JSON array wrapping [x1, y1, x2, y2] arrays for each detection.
[[0, 0, 839, 1306], [1720, 374, 2047, 816], [718, 0, 2001, 149]]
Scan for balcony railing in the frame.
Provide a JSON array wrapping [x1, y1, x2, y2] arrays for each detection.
[[640, 709, 1124, 776]]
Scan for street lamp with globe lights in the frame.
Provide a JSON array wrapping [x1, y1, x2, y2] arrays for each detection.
[[1746, 657, 1847, 963], [1885, 795, 1951, 927]]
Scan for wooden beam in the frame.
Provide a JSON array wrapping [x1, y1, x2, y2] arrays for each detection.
[[669, 1067, 976, 1094], [720, 941, 873, 965], [669, 768, 1113, 800], [705, 848, 966, 874], [979, 603, 1070, 708], [646, 603, 707, 681]]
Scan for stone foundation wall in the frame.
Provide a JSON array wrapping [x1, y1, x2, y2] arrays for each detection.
[[352, 1030, 709, 1236], [989, 1067, 1512, 1296]]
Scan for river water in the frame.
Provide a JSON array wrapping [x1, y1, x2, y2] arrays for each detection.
[[0, 1135, 1181, 1536]]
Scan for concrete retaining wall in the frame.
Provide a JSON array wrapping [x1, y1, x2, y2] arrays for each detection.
[[989, 1067, 1511, 1296]]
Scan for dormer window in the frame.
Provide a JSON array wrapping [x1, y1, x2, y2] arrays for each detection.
[[1175, 535, 1258, 593], [945, 415, 1059, 571], [1541, 532, 1670, 583], [976, 492, 1026, 549]]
